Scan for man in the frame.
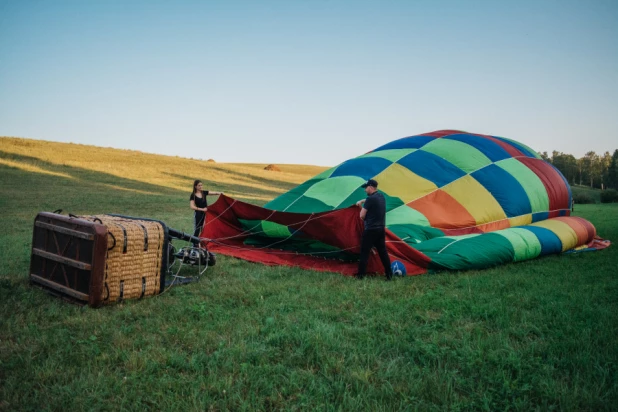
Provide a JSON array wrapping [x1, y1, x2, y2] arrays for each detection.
[[355, 179, 393, 281]]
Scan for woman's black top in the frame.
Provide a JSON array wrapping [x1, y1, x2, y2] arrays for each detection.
[[190, 191, 209, 211], [190, 190, 209, 239]]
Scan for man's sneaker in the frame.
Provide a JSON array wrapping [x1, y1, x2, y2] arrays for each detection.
[[385, 273, 393, 281], [355, 273, 365, 280]]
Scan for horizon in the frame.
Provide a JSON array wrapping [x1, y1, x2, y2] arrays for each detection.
[[1, 0, 617, 166], [2, 134, 614, 169], [0, 135, 330, 167]]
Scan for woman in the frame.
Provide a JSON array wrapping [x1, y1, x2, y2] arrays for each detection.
[[190, 180, 223, 245]]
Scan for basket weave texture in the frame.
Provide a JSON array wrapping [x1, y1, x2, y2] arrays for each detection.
[[80, 215, 165, 303]]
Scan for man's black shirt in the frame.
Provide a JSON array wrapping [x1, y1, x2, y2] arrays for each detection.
[[363, 191, 386, 230]]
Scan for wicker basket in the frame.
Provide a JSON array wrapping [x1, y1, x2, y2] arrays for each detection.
[[79, 215, 166, 303], [30, 212, 170, 307]]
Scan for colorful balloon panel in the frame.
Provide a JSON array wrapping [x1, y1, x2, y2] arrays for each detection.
[[203, 130, 607, 275]]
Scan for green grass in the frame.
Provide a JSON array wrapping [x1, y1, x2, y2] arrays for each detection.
[[1, 138, 617, 411]]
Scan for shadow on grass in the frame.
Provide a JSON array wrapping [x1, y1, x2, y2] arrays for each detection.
[[0, 150, 294, 207], [0, 150, 177, 194], [162, 170, 297, 200], [207, 164, 303, 191]]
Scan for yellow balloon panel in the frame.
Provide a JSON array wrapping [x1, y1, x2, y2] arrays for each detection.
[[530, 219, 579, 251], [373, 163, 438, 204], [442, 175, 507, 225]]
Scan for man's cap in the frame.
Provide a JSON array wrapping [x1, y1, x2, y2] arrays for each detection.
[[361, 179, 378, 188]]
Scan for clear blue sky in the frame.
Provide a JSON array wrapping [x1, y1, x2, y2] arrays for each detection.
[[1, 0, 617, 166]]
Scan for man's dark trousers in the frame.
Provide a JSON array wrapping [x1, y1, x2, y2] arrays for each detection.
[[357, 228, 392, 278]]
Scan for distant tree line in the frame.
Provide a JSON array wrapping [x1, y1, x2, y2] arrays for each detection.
[[540, 149, 618, 190]]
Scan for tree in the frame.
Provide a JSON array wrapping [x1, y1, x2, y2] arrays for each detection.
[[601, 151, 612, 189], [563, 154, 578, 184], [608, 149, 618, 190], [551, 151, 578, 184], [577, 157, 585, 185], [580, 151, 601, 188], [545, 149, 616, 188]]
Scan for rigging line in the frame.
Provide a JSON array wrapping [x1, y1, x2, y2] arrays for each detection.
[[280, 191, 305, 212], [206, 209, 344, 243], [208, 238, 359, 256], [253, 213, 315, 250], [209, 232, 421, 259], [384, 152, 535, 217], [281, 167, 338, 212], [437, 238, 462, 254], [385, 252, 417, 266], [198, 246, 209, 276], [160, 244, 209, 295], [158, 255, 186, 296], [200, 189, 366, 246], [198, 208, 279, 244], [330, 156, 418, 212], [332, 183, 367, 210], [202, 198, 338, 243], [280, 137, 456, 213], [202, 199, 238, 228], [432, 207, 571, 231], [208, 220, 359, 253], [204, 206, 347, 243], [207, 209, 278, 242], [385, 239, 415, 244]]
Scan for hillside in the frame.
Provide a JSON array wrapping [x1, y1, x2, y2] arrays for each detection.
[[0, 137, 328, 204]]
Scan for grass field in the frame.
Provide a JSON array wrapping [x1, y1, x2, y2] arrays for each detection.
[[1, 138, 617, 411]]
